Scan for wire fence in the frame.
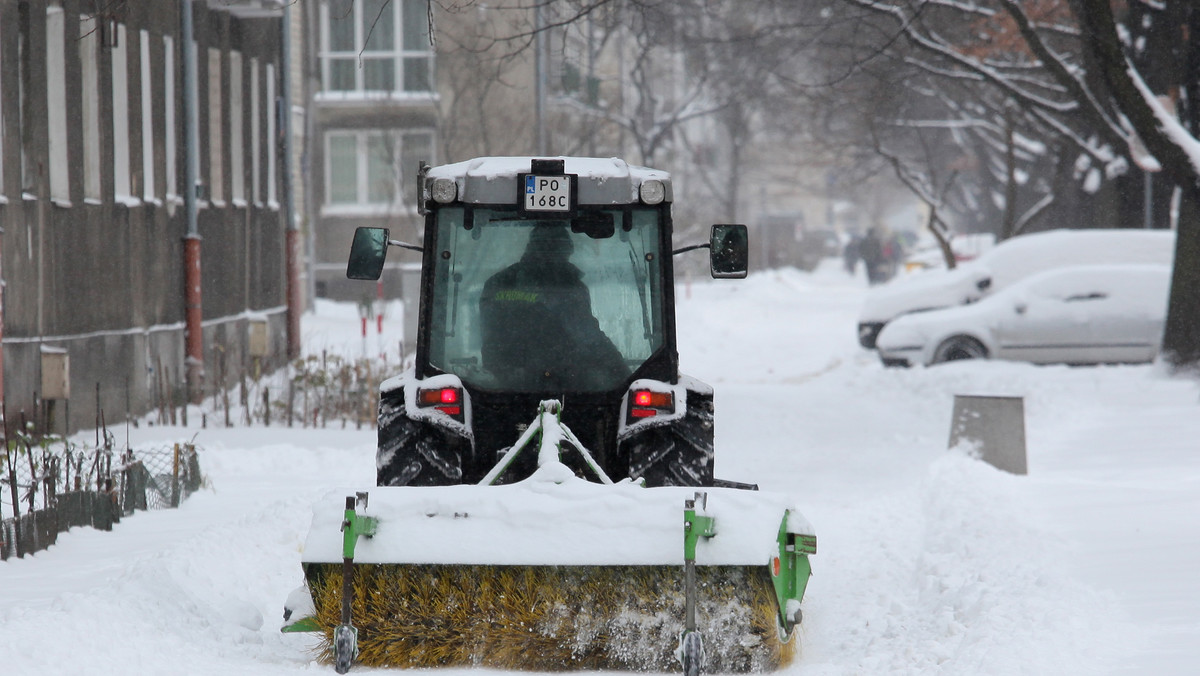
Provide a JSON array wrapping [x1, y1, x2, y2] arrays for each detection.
[[148, 351, 395, 432], [0, 432, 203, 560], [0, 350, 396, 560]]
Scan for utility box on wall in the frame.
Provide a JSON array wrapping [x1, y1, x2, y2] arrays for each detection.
[[41, 347, 70, 400], [248, 318, 270, 359]]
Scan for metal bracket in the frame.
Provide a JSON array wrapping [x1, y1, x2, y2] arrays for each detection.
[[480, 400, 612, 485], [679, 493, 717, 675], [334, 493, 379, 673], [768, 513, 815, 636]]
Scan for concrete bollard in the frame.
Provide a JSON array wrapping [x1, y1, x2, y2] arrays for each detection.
[[948, 394, 1027, 475]]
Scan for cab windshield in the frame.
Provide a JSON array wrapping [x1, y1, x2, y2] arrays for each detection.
[[427, 206, 665, 393]]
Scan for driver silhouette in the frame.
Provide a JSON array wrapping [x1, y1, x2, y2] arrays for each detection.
[[480, 224, 627, 390]]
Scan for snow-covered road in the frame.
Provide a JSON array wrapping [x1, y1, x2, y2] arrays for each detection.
[[3, 261, 1198, 675]]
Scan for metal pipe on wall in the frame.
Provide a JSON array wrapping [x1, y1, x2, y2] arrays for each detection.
[[181, 0, 205, 402], [282, 4, 301, 360]]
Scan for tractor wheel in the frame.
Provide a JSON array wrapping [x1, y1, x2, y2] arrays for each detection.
[[376, 388, 467, 487]]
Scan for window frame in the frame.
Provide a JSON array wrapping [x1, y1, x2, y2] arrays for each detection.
[[0, 11, 4, 201], [266, 62, 277, 207], [140, 29, 156, 203], [164, 34, 177, 204], [424, 205, 668, 393], [250, 56, 260, 206], [318, 0, 434, 98], [207, 46, 224, 205], [47, 5, 69, 203], [112, 23, 132, 203], [229, 50, 245, 205], [322, 128, 433, 213], [0, 10, 4, 202], [80, 13, 101, 201]]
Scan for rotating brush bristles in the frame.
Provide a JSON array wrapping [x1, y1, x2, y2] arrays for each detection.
[[308, 563, 795, 672]]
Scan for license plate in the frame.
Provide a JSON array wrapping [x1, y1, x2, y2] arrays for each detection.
[[524, 175, 571, 211]]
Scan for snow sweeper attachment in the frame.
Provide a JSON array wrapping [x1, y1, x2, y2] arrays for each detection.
[[282, 157, 816, 674]]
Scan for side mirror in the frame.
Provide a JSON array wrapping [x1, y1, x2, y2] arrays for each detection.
[[710, 224, 748, 279], [347, 227, 390, 280]]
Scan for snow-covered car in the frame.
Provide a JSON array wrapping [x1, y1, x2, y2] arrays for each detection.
[[857, 229, 1176, 349], [875, 264, 1171, 368]]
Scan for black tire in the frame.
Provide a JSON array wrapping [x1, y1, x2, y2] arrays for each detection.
[[620, 388, 714, 487], [376, 388, 469, 487], [334, 624, 355, 674], [932, 335, 989, 364]]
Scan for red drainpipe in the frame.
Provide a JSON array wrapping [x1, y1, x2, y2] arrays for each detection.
[[182, 1, 204, 402], [185, 234, 204, 399]]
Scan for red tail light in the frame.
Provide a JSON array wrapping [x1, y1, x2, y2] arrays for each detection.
[[628, 389, 674, 421], [417, 387, 464, 419]]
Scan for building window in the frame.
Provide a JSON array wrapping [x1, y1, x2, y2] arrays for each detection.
[[80, 14, 101, 200], [320, 0, 433, 96], [164, 35, 177, 202], [19, 27, 32, 194], [0, 12, 4, 197], [208, 47, 224, 204], [230, 50, 244, 204], [250, 57, 260, 205], [190, 39, 200, 198], [47, 5, 69, 202], [400, 131, 431, 201], [112, 23, 131, 201], [141, 30, 156, 202], [324, 129, 432, 211], [266, 63, 277, 206]]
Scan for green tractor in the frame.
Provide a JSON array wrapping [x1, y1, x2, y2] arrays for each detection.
[[285, 157, 815, 675]]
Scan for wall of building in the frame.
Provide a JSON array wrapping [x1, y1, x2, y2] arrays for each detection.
[[297, 0, 437, 325], [0, 0, 289, 435]]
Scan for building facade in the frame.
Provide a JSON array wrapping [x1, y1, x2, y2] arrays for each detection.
[[0, 0, 292, 435], [295, 0, 436, 313]]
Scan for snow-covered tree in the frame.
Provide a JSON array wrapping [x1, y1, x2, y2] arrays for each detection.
[[794, 0, 1199, 366], [1067, 0, 1200, 366]]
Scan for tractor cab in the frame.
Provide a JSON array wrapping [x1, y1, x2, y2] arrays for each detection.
[[347, 157, 747, 487]]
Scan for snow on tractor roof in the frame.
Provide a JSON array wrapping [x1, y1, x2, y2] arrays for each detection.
[[426, 156, 674, 206]]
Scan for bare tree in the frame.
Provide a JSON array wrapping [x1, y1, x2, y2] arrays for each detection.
[[809, 0, 1200, 366], [428, 0, 831, 226], [801, 0, 1137, 241]]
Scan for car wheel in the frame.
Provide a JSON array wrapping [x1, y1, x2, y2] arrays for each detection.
[[932, 335, 989, 364]]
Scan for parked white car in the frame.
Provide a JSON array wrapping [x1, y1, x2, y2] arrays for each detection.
[[857, 229, 1176, 349], [875, 264, 1171, 367]]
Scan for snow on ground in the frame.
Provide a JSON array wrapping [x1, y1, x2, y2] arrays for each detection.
[[3, 257, 1199, 675]]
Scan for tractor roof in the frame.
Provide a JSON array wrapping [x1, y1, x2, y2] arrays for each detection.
[[424, 156, 674, 206]]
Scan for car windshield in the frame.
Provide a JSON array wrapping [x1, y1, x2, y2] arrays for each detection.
[[426, 206, 665, 392]]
